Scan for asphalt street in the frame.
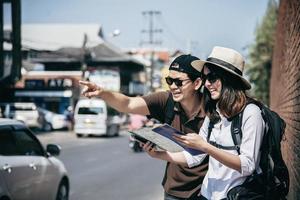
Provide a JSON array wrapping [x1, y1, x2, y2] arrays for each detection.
[[37, 130, 165, 200]]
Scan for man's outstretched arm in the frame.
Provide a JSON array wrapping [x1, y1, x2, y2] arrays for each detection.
[[79, 80, 150, 115]]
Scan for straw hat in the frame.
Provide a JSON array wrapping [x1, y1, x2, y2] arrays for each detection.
[[193, 46, 251, 89]]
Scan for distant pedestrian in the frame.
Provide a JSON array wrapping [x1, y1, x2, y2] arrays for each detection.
[[64, 106, 74, 130], [127, 113, 147, 131]]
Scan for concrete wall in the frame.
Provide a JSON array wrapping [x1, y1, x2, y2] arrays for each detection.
[[270, 0, 300, 199]]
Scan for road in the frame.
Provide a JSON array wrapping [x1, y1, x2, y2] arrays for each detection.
[[37, 130, 165, 200]]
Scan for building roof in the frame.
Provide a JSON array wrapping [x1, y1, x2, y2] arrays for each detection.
[[31, 42, 144, 65], [90, 42, 134, 62], [4, 23, 104, 51], [4, 23, 145, 68]]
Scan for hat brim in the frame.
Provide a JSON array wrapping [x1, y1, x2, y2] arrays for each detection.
[[198, 60, 251, 90]]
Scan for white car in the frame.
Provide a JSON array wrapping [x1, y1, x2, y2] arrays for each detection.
[[0, 102, 40, 129], [38, 108, 70, 131], [0, 119, 69, 200]]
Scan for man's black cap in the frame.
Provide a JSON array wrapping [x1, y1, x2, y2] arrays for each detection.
[[169, 54, 203, 76]]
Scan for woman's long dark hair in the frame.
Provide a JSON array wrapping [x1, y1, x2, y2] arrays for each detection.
[[204, 64, 248, 123]]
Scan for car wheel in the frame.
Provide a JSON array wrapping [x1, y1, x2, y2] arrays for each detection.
[[76, 133, 82, 137], [106, 125, 113, 137], [56, 180, 69, 200], [43, 123, 52, 132], [107, 125, 119, 137], [132, 141, 143, 152], [114, 125, 120, 137]]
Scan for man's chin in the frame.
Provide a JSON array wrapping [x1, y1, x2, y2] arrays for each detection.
[[172, 94, 183, 102]]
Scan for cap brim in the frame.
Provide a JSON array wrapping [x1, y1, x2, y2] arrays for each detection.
[[191, 60, 205, 73]]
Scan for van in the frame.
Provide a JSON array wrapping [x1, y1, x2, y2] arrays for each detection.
[[74, 99, 120, 137], [0, 102, 40, 129]]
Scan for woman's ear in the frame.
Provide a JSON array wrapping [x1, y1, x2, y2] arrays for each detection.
[[194, 77, 203, 90]]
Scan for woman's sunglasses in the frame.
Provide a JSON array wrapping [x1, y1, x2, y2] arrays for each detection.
[[204, 72, 220, 84], [165, 77, 190, 87]]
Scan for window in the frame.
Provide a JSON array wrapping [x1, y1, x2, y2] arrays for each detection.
[[13, 129, 44, 156], [78, 107, 103, 115], [0, 126, 18, 156], [0, 126, 44, 156], [25, 79, 45, 88], [107, 106, 119, 116]]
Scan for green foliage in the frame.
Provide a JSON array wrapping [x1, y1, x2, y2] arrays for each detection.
[[246, 0, 278, 105]]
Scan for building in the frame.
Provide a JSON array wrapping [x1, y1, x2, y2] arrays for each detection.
[[2, 23, 146, 114], [270, 0, 300, 199]]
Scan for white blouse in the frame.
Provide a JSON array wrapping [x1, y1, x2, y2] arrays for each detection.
[[183, 104, 265, 200]]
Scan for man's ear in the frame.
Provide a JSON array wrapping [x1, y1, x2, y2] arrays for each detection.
[[194, 77, 203, 90]]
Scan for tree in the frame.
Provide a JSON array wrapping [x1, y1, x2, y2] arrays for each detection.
[[246, 0, 278, 105]]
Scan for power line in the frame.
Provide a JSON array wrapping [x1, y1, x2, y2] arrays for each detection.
[[140, 10, 163, 47], [140, 10, 163, 92]]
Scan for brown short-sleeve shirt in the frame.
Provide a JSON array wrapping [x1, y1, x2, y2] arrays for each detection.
[[142, 91, 208, 198]]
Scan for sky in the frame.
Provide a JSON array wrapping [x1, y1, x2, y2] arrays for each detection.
[[4, 0, 270, 59]]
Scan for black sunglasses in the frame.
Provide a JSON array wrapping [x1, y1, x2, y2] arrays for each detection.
[[204, 72, 220, 84], [165, 77, 190, 87]]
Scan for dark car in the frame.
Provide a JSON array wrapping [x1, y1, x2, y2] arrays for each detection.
[[0, 119, 69, 200]]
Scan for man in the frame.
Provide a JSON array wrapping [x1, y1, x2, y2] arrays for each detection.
[[79, 54, 208, 200]]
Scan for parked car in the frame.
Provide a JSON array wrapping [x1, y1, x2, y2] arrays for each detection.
[[0, 119, 69, 200], [74, 99, 121, 137], [0, 102, 40, 129], [37, 107, 70, 131]]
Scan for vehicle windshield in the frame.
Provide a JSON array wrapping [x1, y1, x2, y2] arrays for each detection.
[[107, 106, 119, 116], [78, 107, 103, 115]]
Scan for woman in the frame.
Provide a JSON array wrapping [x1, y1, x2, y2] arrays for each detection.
[[143, 46, 265, 200]]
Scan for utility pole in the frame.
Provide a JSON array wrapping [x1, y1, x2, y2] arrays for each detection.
[[81, 33, 88, 79], [141, 10, 162, 92], [11, 0, 21, 83], [1, 0, 21, 83], [0, 2, 3, 78]]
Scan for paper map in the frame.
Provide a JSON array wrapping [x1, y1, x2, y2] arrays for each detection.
[[129, 124, 204, 155]]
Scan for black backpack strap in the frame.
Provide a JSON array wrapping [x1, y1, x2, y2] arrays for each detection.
[[207, 120, 241, 152], [206, 121, 214, 142], [206, 112, 243, 153], [230, 99, 263, 154], [209, 141, 241, 151], [164, 92, 175, 125], [230, 111, 244, 154]]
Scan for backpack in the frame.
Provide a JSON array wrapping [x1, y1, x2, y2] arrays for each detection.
[[207, 99, 290, 200]]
